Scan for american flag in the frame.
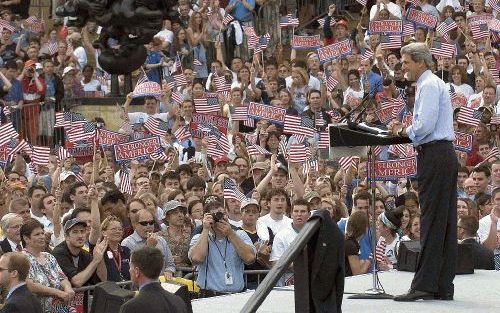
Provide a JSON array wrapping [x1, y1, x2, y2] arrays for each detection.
[[488, 66, 500, 84], [484, 146, 500, 162], [280, 14, 299, 27], [231, 106, 254, 127], [302, 158, 319, 175], [223, 178, 247, 202], [317, 17, 336, 28], [164, 75, 176, 90], [488, 0, 500, 12], [150, 149, 170, 161], [278, 134, 288, 156], [283, 115, 316, 138], [356, 0, 367, 5], [25, 16, 39, 24], [253, 34, 271, 54], [489, 16, 500, 33], [402, 22, 415, 37], [0, 122, 19, 146], [315, 112, 326, 128], [388, 144, 414, 158], [376, 239, 387, 264], [46, 42, 58, 55], [57, 146, 71, 161], [173, 125, 191, 142], [288, 142, 312, 162], [55, 111, 86, 128], [7, 139, 29, 160], [120, 120, 134, 135], [326, 74, 339, 92], [490, 114, 500, 125], [470, 23, 490, 40], [247, 142, 271, 156], [379, 35, 401, 50], [389, 96, 406, 117], [339, 156, 360, 171], [360, 49, 374, 62], [194, 97, 220, 115], [119, 167, 133, 195], [213, 74, 231, 94], [66, 122, 96, 142], [245, 133, 258, 145], [171, 91, 183, 104], [136, 71, 149, 85], [193, 59, 203, 66], [242, 25, 257, 38], [223, 14, 235, 26], [144, 118, 169, 136], [436, 17, 458, 36], [457, 107, 482, 127], [318, 131, 329, 149], [406, 0, 423, 6], [325, 110, 342, 122], [430, 39, 455, 58], [173, 73, 188, 87], [172, 55, 182, 73], [31, 146, 50, 166], [207, 134, 229, 158]]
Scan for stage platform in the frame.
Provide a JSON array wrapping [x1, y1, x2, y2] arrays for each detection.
[[191, 270, 499, 313]]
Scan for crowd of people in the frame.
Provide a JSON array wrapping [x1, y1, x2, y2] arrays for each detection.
[[0, 0, 497, 311]]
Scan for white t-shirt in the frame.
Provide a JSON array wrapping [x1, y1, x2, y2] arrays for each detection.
[[369, 2, 402, 20], [285, 75, 321, 91], [127, 112, 170, 125], [378, 234, 410, 266], [477, 215, 500, 244], [229, 219, 243, 228], [155, 29, 174, 44], [256, 214, 293, 241], [270, 223, 297, 286], [448, 83, 475, 100], [81, 79, 101, 92], [73, 46, 87, 69]]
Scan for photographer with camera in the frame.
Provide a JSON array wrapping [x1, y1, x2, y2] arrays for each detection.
[[188, 200, 256, 297]]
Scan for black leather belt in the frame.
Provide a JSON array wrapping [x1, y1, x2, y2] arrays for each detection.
[[416, 140, 452, 151]]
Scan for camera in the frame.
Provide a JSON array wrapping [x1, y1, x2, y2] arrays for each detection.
[[211, 212, 224, 223]]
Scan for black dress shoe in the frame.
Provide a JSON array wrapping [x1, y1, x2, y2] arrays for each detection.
[[393, 290, 435, 302], [434, 293, 454, 300]]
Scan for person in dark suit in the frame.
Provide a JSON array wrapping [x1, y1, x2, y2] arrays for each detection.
[[458, 216, 495, 270], [120, 246, 188, 313], [0, 214, 24, 254], [0, 252, 42, 313]]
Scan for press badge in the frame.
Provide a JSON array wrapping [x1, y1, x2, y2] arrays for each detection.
[[225, 271, 233, 285]]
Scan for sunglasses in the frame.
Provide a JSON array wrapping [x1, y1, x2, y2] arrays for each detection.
[[138, 220, 155, 226]]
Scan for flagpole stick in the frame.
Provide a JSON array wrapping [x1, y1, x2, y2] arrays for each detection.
[[90, 139, 97, 185], [149, 159, 157, 179]]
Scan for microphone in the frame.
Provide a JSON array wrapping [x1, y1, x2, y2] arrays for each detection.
[[339, 92, 371, 124]]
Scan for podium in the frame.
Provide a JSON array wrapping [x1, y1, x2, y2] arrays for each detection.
[[328, 123, 411, 299]]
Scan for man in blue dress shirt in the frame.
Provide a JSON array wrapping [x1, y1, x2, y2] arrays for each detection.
[[389, 43, 458, 302]]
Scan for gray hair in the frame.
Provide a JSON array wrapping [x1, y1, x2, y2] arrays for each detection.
[[0, 213, 21, 233], [400, 43, 434, 69]]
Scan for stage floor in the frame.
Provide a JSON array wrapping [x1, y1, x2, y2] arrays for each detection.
[[191, 270, 499, 313]]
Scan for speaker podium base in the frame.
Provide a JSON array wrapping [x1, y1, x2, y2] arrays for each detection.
[[348, 288, 393, 299]]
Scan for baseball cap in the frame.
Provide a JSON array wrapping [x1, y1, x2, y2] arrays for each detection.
[[60, 171, 76, 182], [63, 66, 75, 77], [240, 198, 259, 211], [251, 161, 269, 171], [162, 200, 186, 216], [214, 155, 230, 165], [335, 19, 348, 29], [63, 218, 87, 233], [24, 60, 36, 68], [304, 191, 321, 203]]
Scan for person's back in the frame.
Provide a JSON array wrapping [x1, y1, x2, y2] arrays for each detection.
[[119, 246, 187, 313], [121, 281, 187, 313]]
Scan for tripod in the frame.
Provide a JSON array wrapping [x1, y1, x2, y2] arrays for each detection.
[[348, 146, 393, 299]]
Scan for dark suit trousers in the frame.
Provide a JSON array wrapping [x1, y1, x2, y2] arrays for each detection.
[[411, 141, 458, 295]]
